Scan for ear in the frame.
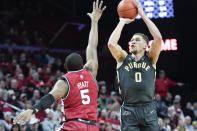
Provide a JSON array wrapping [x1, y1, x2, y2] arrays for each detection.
[[143, 43, 148, 50]]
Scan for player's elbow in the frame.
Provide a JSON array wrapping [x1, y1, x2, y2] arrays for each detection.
[[155, 35, 162, 42], [155, 36, 162, 45], [108, 42, 115, 49]]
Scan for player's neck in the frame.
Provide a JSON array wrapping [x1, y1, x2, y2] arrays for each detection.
[[132, 52, 145, 61]]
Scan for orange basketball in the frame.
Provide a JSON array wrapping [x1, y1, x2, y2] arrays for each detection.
[[117, 0, 138, 19]]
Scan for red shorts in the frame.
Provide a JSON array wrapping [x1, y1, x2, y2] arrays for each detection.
[[59, 121, 99, 131]]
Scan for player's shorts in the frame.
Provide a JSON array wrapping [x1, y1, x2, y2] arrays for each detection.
[[57, 119, 99, 131], [120, 102, 159, 131]]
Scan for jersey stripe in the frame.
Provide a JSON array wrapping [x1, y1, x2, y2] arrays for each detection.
[[61, 75, 71, 100], [89, 70, 99, 91], [67, 68, 84, 73]]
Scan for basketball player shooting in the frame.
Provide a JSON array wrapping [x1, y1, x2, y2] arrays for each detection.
[[108, 0, 162, 130], [13, 0, 106, 130]]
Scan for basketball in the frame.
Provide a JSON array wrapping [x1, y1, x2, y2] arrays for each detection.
[[117, 0, 138, 19]]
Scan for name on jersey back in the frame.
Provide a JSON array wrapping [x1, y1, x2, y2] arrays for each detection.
[[77, 81, 89, 89]]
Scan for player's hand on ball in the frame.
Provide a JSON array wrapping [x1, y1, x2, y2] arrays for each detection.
[[133, 0, 144, 16], [119, 18, 135, 24], [13, 109, 34, 125], [87, 0, 106, 22]]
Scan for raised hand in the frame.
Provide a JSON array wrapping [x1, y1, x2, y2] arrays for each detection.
[[119, 18, 135, 24], [87, 0, 106, 22], [133, 0, 144, 16]]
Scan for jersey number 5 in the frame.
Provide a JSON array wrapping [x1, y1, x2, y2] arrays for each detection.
[[135, 72, 142, 82], [80, 89, 90, 105]]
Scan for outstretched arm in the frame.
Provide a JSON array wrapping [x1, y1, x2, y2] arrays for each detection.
[[84, 0, 106, 78], [13, 79, 68, 125], [134, 0, 162, 67], [108, 18, 134, 64]]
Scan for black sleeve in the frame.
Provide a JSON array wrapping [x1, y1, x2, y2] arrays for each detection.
[[31, 94, 55, 113]]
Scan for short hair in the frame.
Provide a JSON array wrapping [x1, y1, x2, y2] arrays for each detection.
[[134, 33, 149, 44], [65, 53, 83, 71]]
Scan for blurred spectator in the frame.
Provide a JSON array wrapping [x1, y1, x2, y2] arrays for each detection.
[[98, 109, 108, 122], [18, 93, 27, 108], [45, 52, 55, 64], [0, 119, 12, 131], [20, 30, 30, 45], [30, 72, 41, 88], [158, 117, 166, 131], [0, 88, 5, 101], [163, 115, 172, 131], [0, 122, 5, 131], [176, 119, 186, 131], [51, 103, 62, 123], [30, 89, 40, 105], [28, 115, 41, 131], [174, 95, 181, 102], [3, 111, 13, 130], [10, 79, 21, 98], [19, 124, 27, 131], [106, 91, 121, 112], [24, 100, 32, 110], [185, 115, 194, 131], [16, 73, 26, 92], [155, 70, 184, 99], [192, 121, 197, 131], [168, 106, 179, 129], [24, 83, 35, 100], [98, 91, 107, 109], [193, 102, 197, 120], [170, 99, 185, 122], [41, 109, 59, 131], [164, 92, 173, 107], [7, 90, 22, 109], [105, 122, 114, 131], [0, 80, 6, 89], [11, 124, 20, 131], [98, 119, 106, 131], [155, 93, 168, 118], [183, 102, 195, 121], [106, 111, 120, 131]]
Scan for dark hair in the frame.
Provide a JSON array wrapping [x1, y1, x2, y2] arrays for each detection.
[[134, 33, 149, 44], [64, 53, 83, 71]]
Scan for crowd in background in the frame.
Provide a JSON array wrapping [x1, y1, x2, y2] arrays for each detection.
[[0, 16, 44, 47], [1, 9, 197, 131]]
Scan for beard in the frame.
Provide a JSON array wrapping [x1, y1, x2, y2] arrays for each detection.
[[131, 49, 137, 54]]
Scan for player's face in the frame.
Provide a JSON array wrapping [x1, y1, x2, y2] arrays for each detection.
[[129, 35, 147, 54]]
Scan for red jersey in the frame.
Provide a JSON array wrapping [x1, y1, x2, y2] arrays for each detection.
[[155, 78, 177, 98], [61, 69, 98, 122]]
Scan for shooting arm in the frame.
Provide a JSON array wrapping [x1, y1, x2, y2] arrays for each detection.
[[141, 14, 162, 66], [108, 20, 128, 63]]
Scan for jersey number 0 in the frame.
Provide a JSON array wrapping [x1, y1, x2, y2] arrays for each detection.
[[135, 72, 142, 82]]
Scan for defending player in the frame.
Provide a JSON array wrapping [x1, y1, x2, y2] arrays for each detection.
[[13, 0, 106, 130]]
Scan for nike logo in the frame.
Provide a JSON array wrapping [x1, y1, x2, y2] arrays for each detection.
[[150, 110, 154, 114]]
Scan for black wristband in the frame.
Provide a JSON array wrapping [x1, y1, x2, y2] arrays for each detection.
[[30, 94, 55, 113]]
